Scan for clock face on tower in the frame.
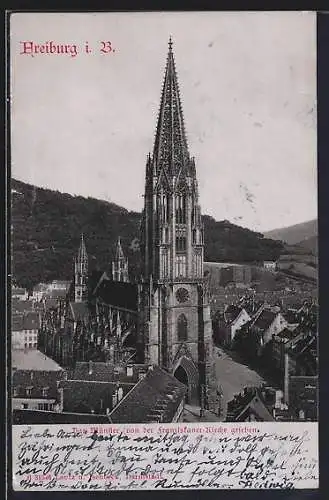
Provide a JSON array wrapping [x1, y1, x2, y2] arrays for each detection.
[[176, 288, 189, 303]]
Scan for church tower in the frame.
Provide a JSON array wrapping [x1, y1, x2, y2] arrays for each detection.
[[74, 233, 88, 302], [112, 237, 129, 282], [140, 39, 217, 411]]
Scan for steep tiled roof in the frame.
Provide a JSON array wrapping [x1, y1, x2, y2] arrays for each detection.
[[58, 380, 135, 415], [253, 310, 276, 330], [238, 396, 275, 422], [243, 301, 264, 317], [89, 270, 106, 295], [24, 312, 40, 330], [282, 310, 299, 325], [224, 305, 243, 325], [72, 362, 148, 383], [12, 300, 34, 314], [12, 312, 40, 331], [12, 288, 27, 295], [70, 302, 89, 321], [48, 289, 67, 299], [109, 365, 186, 423], [13, 409, 110, 424], [72, 361, 115, 381], [44, 298, 59, 310], [288, 332, 316, 356], [12, 350, 63, 371], [12, 314, 24, 331], [276, 328, 296, 341], [12, 369, 65, 399], [95, 280, 138, 312], [226, 387, 275, 422]]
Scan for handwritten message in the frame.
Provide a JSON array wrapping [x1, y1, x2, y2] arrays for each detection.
[[12, 423, 318, 490]]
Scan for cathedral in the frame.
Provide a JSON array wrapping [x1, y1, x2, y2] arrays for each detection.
[[39, 39, 218, 414], [139, 38, 217, 410]]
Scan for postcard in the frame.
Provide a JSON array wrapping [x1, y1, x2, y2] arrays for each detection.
[[9, 11, 318, 491]]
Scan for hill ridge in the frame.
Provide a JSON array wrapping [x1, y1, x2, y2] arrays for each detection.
[[12, 178, 293, 290], [264, 219, 317, 246]]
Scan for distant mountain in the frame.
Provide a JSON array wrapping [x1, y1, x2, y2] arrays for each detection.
[[264, 219, 317, 246], [11, 178, 285, 290]]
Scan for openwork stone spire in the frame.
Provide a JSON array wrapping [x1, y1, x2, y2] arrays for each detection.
[[141, 39, 204, 282], [75, 233, 88, 302], [115, 236, 125, 261], [152, 37, 190, 177], [77, 233, 88, 263], [112, 237, 129, 283]]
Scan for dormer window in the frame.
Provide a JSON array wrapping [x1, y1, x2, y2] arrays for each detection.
[[26, 386, 33, 396]]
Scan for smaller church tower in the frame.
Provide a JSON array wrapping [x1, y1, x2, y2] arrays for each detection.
[[112, 237, 129, 282], [74, 233, 88, 302]]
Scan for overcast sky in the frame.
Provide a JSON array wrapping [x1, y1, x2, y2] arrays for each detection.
[[10, 11, 316, 232]]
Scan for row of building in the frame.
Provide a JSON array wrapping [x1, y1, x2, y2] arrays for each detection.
[[204, 261, 277, 289], [213, 297, 318, 421], [12, 350, 186, 424], [12, 280, 71, 302]]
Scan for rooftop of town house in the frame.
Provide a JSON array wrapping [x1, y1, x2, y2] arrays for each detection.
[[226, 386, 275, 422], [12, 287, 27, 295], [275, 327, 297, 341], [224, 305, 247, 325], [12, 368, 66, 399], [12, 312, 40, 331], [109, 365, 187, 423], [252, 309, 277, 330], [58, 379, 135, 415], [72, 361, 149, 383], [12, 349, 63, 371], [12, 408, 110, 424], [12, 299, 34, 314]]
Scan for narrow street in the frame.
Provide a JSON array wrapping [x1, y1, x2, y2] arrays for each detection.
[[214, 346, 267, 421], [182, 347, 269, 423]]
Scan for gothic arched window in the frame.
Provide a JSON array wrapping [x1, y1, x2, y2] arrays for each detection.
[[175, 194, 186, 224], [177, 314, 188, 342]]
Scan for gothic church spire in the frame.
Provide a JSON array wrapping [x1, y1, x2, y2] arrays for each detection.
[[78, 233, 88, 263], [152, 37, 190, 178], [74, 233, 88, 302], [112, 237, 129, 282]]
